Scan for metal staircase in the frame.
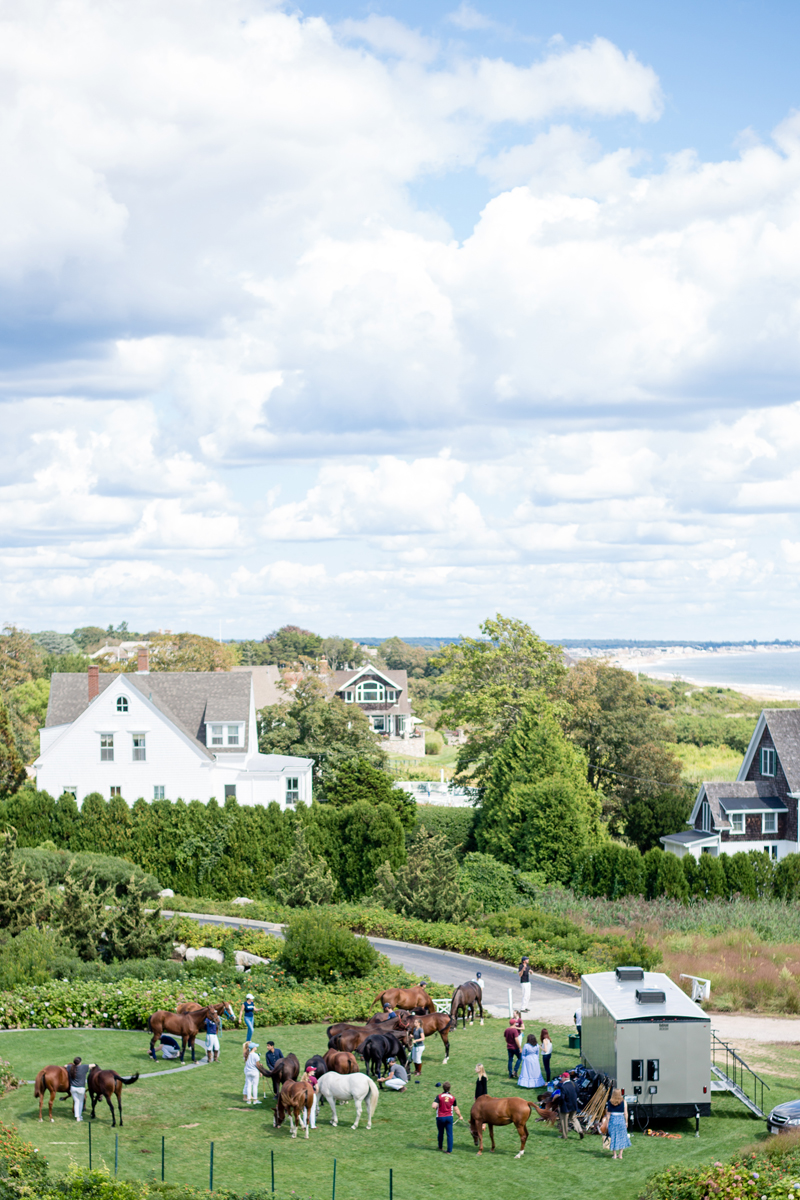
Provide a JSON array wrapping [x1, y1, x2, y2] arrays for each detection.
[[710, 1032, 770, 1118]]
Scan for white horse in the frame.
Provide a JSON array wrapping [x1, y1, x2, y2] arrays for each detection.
[[318, 1071, 379, 1130]]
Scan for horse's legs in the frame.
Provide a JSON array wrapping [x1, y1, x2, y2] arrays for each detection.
[[116, 1084, 123, 1128], [479, 998, 484, 1026], [49, 1087, 55, 1123], [351, 1098, 362, 1130], [149, 1031, 158, 1061], [189, 1034, 196, 1063], [104, 1091, 116, 1128], [489, 1124, 496, 1152], [304, 1105, 310, 1139], [514, 1119, 528, 1159], [328, 1097, 338, 1126], [38, 1088, 44, 1122], [441, 1032, 449, 1064], [289, 1113, 296, 1139], [89, 1090, 97, 1119]]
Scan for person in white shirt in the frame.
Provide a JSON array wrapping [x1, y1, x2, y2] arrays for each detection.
[[243, 1043, 261, 1105]]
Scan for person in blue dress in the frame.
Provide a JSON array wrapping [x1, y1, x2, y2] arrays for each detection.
[[606, 1088, 631, 1159], [517, 1034, 545, 1089]]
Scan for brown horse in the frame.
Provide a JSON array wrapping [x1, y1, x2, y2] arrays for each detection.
[[469, 1096, 536, 1157], [450, 981, 484, 1028], [323, 1050, 360, 1074], [327, 1026, 375, 1053], [176, 999, 236, 1023], [372, 987, 435, 1014], [531, 1092, 560, 1125], [147, 1006, 217, 1062], [87, 1067, 139, 1127], [274, 1079, 315, 1139], [409, 1012, 456, 1063], [34, 1066, 71, 1122], [257, 1052, 300, 1096], [326, 1014, 410, 1040]]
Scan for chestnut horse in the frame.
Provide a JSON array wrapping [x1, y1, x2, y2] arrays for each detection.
[[450, 981, 484, 1028], [147, 1006, 218, 1062], [323, 1050, 360, 1074], [274, 1079, 315, 1139], [372, 987, 435, 1014], [34, 1066, 71, 1122], [176, 1000, 236, 1023], [87, 1067, 139, 1127], [469, 1096, 536, 1157], [326, 1014, 410, 1040], [257, 1052, 300, 1096], [407, 1012, 456, 1063]]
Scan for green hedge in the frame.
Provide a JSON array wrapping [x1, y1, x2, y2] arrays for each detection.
[[15, 848, 160, 898], [411, 805, 476, 858]]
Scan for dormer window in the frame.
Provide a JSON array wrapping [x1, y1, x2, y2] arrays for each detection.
[[761, 747, 776, 777], [700, 798, 712, 832], [357, 681, 385, 703], [344, 691, 354, 703], [116, 696, 128, 712], [207, 722, 244, 749]]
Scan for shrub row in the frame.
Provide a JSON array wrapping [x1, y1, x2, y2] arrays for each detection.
[[640, 1143, 800, 1200]]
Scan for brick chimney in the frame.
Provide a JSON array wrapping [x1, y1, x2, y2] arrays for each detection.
[[137, 647, 149, 673], [88, 664, 99, 701]]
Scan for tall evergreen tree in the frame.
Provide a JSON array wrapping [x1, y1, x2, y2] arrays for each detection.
[[0, 698, 26, 798], [0, 827, 46, 934], [373, 826, 468, 922]]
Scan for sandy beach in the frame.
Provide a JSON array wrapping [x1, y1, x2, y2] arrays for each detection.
[[592, 646, 800, 702]]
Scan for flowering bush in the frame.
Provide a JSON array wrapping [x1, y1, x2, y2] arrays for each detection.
[[640, 1151, 800, 1200], [0, 1119, 47, 1198], [0, 1061, 22, 1097]]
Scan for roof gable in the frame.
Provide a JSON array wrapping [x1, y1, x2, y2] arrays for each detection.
[[332, 665, 406, 691], [738, 708, 800, 791]]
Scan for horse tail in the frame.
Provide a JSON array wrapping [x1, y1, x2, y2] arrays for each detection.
[[33, 1070, 45, 1098], [114, 1073, 139, 1086], [449, 988, 461, 1018], [366, 1076, 380, 1121], [147, 1014, 154, 1032], [370, 993, 385, 1008]]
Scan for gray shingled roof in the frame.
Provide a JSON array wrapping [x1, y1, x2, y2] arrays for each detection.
[[46, 671, 252, 755], [761, 709, 800, 791], [328, 667, 412, 715], [661, 830, 719, 845]]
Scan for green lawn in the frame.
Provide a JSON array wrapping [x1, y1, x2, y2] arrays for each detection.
[[1, 1022, 795, 1200]]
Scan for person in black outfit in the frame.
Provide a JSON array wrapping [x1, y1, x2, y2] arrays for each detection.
[[474, 1063, 488, 1099], [556, 1072, 583, 1140]]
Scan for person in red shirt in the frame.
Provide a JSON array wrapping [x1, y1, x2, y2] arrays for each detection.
[[504, 1022, 522, 1078], [431, 1083, 463, 1153]]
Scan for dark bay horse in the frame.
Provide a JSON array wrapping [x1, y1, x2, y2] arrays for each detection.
[[323, 1050, 359, 1074], [147, 1006, 217, 1062], [451, 981, 484, 1028], [355, 1032, 409, 1077], [372, 987, 434, 1014], [470, 1096, 536, 1157], [34, 1066, 71, 1122], [274, 1080, 315, 1138], [258, 1052, 300, 1096], [326, 1014, 410, 1040], [87, 1067, 139, 1127]]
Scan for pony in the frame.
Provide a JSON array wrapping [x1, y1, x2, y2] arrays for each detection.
[[406, 1012, 456, 1063], [318, 1072, 379, 1130], [34, 1066, 71, 1123], [323, 1050, 359, 1075], [175, 1000, 236, 1023], [450, 981, 484, 1028], [372, 987, 434, 1014], [147, 1006, 218, 1062], [355, 1032, 409, 1078], [257, 1051, 300, 1096], [469, 1096, 536, 1157], [274, 1080, 315, 1139], [87, 1067, 139, 1127]]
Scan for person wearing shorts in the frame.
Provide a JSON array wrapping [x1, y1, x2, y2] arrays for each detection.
[[204, 1013, 220, 1062], [411, 1019, 425, 1080]]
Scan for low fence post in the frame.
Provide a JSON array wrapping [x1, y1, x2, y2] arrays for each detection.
[[115, 1133, 118, 1177], [332, 1158, 337, 1200], [390, 1167, 393, 1200], [209, 1141, 214, 1192], [88, 1122, 92, 1170], [271, 1149, 274, 1193], [161, 1136, 165, 1181]]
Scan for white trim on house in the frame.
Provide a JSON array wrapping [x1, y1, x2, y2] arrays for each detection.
[[737, 712, 769, 782], [335, 664, 400, 692]]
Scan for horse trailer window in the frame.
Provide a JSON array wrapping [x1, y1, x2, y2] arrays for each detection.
[[631, 1060, 644, 1082], [647, 1059, 660, 1082]]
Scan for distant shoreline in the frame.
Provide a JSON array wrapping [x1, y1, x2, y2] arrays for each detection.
[[594, 645, 800, 702]]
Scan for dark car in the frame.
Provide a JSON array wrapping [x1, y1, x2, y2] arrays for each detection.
[[767, 1100, 800, 1134]]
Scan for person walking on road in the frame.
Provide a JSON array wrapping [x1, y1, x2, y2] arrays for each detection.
[[557, 1072, 584, 1140], [67, 1057, 91, 1121], [606, 1088, 631, 1160], [540, 1028, 553, 1082], [518, 956, 531, 1011], [243, 1042, 261, 1105], [432, 1082, 462, 1153], [411, 1019, 425, 1081], [504, 1020, 522, 1078]]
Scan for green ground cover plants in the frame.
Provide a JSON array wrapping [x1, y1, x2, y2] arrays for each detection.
[[2, 1023, 797, 1200]]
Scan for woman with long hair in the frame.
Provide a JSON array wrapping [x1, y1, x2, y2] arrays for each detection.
[[540, 1028, 553, 1082], [517, 1034, 545, 1089], [474, 1063, 488, 1099], [606, 1087, 631, 1160]]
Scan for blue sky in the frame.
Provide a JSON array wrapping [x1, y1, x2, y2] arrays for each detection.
[[4, 0, 800, 640]]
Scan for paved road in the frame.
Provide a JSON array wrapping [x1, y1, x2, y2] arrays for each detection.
[[165, 909, 580, 1022]]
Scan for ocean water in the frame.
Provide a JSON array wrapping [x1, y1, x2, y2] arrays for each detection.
[[643, 650, 800, 692]]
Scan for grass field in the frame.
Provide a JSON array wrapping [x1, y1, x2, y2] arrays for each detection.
[[2, 1020, 797, 1200]]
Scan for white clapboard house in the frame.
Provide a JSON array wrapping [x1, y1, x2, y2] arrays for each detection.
[[34, 652, 312, 809]]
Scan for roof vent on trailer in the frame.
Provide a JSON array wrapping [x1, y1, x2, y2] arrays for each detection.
[[615, 966, 644, 982], [636, 988, 666, 1004]]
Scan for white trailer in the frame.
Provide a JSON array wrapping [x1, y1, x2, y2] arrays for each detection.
[[581, 967, 711, 1120]]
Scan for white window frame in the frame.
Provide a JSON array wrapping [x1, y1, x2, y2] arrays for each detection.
[[729, 812, 745, 834], [132, 733, 146, 762], [761, 747, 776, 777], [210, 724, 224, 746], [63, 786, 77, 799], [153, 785, 165, 800], [110, 786, 121, 798], [206, 722, 244, 748], [372, 715, 387, 732], [100, 733, 114, 762], [762, 811, 778, 834], [700, 798, 712, 833], [226, 724, 240, 746], [357, 681, 385, 703], [343, 691, 354, 703], [285, 776, 299, 805], [116, 696, 128, 712], [224, 784, 236, 799]]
